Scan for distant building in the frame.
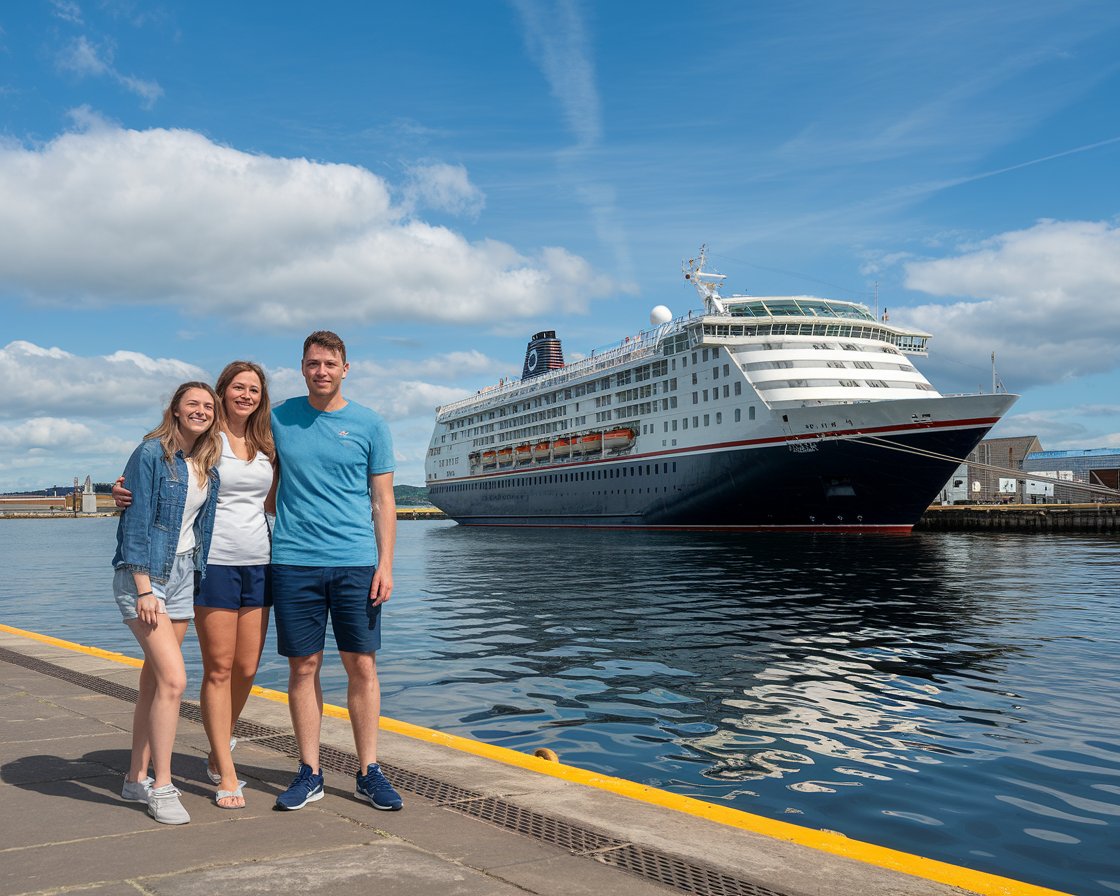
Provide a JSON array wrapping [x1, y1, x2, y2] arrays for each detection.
[[937, 463, 970, 505], [964, 436, 1043, 503], [1022, 448, 1120, 504], [81, 475, 98, 514], [0, 495, 68, 513]]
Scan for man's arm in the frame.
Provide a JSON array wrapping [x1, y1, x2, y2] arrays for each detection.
[[369, 471, 396, 606]]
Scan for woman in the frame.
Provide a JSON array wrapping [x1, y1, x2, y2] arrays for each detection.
[[115, 361, 275, 810], [194, 361, 275, 809], [114, 382, 222, 826]]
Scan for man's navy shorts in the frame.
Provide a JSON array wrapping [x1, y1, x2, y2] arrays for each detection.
[[195, 564, 272, 609], [271, 565, 380, 657]]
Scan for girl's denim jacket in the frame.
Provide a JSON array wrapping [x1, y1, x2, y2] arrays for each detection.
[[112, 438, 220, 585]]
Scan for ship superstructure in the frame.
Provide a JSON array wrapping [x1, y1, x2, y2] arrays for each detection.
[[425, 248, 1017, 531]]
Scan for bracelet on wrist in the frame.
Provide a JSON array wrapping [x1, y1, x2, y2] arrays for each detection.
[[137, 591, 153, 597]]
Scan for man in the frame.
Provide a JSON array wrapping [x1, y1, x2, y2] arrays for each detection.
[[270, 330, 402, 811]]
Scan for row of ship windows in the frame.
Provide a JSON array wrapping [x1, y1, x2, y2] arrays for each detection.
[[663, 407, 756, 431], [451, 375, 686, 440], [741, 340, 901, 355], [473, 378, 746, 444], [554, 382, 749, 431], [757, 380, 934, 391], [702, 322, 925, 352], [444, 342, 732, 432], [434, 461, 680, 492], [432, 402, 762, 458], [745, 360, 915, 372], [461, 382, 757, 448]]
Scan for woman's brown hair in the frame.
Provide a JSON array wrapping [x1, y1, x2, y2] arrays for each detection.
[[215, 360, 276, 464], [144, 381, 223, 477]]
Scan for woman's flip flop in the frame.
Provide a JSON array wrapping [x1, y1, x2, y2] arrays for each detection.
[[214, 780, 247, 810]]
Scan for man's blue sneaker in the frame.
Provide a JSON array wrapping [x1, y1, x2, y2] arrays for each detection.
[[355, 762, 403, 811], [275, 762, 324, 810]]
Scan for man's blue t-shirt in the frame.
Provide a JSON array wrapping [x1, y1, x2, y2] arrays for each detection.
[[271, 397, 395, 567]]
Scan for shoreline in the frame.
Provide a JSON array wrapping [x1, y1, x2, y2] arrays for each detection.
[[4, 503, 1117, 530], [0, 507, 449, 521]]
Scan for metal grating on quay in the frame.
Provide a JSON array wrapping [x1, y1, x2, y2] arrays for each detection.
[[0, 645, 785, 896]]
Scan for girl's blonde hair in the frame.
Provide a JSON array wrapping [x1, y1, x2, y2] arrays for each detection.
[[215, 360, 276, 463], [144, 381, 223, 477]]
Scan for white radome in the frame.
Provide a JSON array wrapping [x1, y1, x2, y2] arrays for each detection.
[[650, 305, 672, 325]]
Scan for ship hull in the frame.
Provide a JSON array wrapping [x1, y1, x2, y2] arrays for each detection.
[[428, 401, 1010, 532]]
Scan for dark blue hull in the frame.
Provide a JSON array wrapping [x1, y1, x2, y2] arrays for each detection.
[[428, 423, 994, 532]]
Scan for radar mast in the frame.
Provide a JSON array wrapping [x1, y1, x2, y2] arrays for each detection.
[[683, 245, 727, 314]]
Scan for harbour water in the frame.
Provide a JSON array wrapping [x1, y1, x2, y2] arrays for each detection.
[[1, 518, 1117, 895]]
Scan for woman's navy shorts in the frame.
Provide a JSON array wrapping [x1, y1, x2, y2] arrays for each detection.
[[195, 564, 272, 609]]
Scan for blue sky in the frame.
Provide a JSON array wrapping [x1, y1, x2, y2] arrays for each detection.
[[2, 0, 1119, 490]]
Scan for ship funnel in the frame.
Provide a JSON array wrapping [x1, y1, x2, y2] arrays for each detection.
[[521, 330, 564, 380]]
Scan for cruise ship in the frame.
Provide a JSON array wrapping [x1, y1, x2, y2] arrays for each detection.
[[425, 249, 1017, 532]]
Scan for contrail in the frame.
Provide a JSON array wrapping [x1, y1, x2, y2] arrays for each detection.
[[941, 135, 1120, 190]]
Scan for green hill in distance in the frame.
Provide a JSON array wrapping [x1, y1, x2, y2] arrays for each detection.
[[394, 484, 431, 506]]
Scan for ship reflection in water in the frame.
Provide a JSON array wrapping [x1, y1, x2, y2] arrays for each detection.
[[385, 523, 1120, 896]]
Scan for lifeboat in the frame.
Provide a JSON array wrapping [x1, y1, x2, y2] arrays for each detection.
[[515, 444, 532, 463], [578, 432, 603, 454], [603, 428, 636, 449], [481, 450, 497, 467], [553, 437, 572, 457], [532, 441, 550, 460], [497, 447, 514, 466]]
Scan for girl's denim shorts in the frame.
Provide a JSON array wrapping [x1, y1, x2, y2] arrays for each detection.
[[114, 549, 198, 622]]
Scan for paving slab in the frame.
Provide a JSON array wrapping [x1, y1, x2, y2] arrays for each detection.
[[140, 843, 531, 896]]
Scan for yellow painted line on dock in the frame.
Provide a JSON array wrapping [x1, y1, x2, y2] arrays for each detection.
[[0, 623, 1069, 896], [0, 623, 144, 668]]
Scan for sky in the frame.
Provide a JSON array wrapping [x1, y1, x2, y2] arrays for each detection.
[[1, 0, 1119, 491]]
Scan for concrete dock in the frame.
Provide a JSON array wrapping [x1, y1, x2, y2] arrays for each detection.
[[917, 502, 1120, 532], [0, 627, 1065, 896]]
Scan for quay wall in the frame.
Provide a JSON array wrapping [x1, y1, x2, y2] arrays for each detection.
[[4, 505, 1112, 530], [0, 507, 449, 521], [917, 503, 1120, 533]]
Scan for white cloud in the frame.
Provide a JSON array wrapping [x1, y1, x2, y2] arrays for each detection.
[[508, 0, 633, 277], [57, 35, 108, 77], [0, 340, 208, 418], [49, 0, 84, 24], [0, 417, 96, 449], [0, 125, 620, 327], [0, 340, 496, 489], [403, 163, 485, 218], [996, 405, 1120, 451], [0, 414, 143, 488], [899, 219, 1120, 391], [510, 0, 601, 149], [56, 36, 163, 107]]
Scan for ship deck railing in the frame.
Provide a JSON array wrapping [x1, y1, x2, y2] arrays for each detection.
[[434, 323, 684, 421]]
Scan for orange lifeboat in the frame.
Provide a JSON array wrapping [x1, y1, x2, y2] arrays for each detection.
[[553, 437, 572, 457], [497, 447, 514, 466], [481, 450, 497, 467], [532, 441, 550, 460], [603, 428, 636, 449], [578, 432, 602, 454], [515, 444, 532, 463]]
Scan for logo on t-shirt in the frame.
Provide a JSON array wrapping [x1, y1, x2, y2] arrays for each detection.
[[338, 430, 349, 437]]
